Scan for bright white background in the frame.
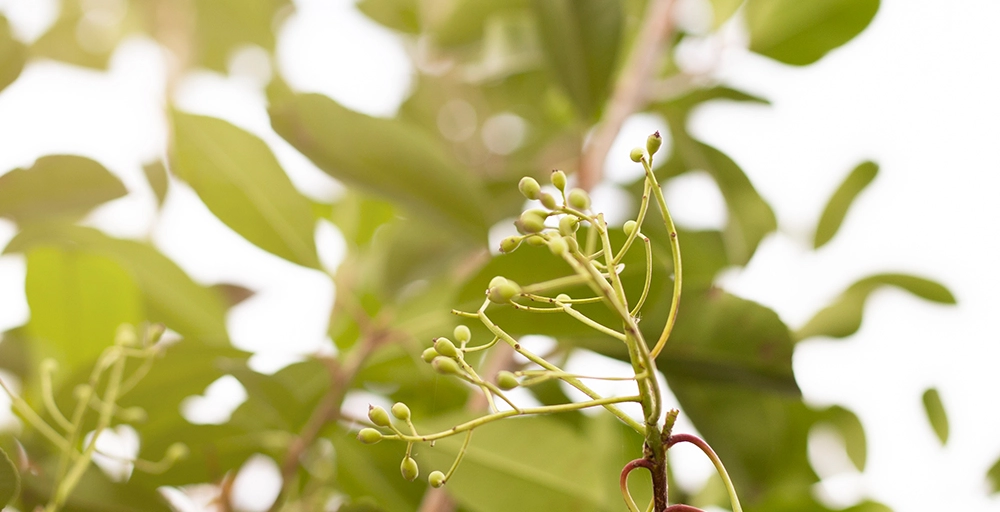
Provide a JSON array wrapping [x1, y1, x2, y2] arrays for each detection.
[[0, 0, 998, 510]]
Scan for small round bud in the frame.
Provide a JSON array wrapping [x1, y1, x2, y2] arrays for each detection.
[[623, 220, 637, 236], [433, 337, 459, 358], [548, 236, 568, 256], [453, 325, 471, 343], [422, 347, 440, 363], [368, 405, 391, 427], [429, 470, 446, 488], [567, 188, 590, 210], [550, 170, 567, 191], [525, 235, 546, 246], [518, 210, 546, 234], [489, 279, 521, 304], [497, 371, 519, 390], [489, 276, 508, 289], [555, 293, 571, 303], [432, 356, 461, 375], [391, 402, 411, 421], [499, 236, 521, 253], [401, 456, 419, 481], [630, 147, 645, 163], [646, 131, 662, 156], [358, 428, 383, 444], [518, 177, 541, 200], [558, 216, 579, 236], [540, 193, 558, 210], [165, 443, 189, 461]]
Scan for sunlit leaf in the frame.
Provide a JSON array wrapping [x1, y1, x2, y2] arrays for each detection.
[[0, 155, 127, 225], [171, 112, 321, 269], [796, 273, 956, 341], [0, 14, 26, 93], [0, 445, 18, 508], [744, 0, 880, 66], [356, 0, 420, 34], [189, 0, 293, 71], [142, 161, 169, 209], [816, 405, 866, 471], [532, 0, 622, 119], [814, 161, 878, 249], [921, 387, 949, 445], [270, 93, 490, 241]]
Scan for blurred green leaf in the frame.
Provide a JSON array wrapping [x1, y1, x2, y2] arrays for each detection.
[[171, 112, 321, 269], [0, 445, 18, 508], [270, 93, 490, 242], [0, 156, 127, 225], [531, 0, 622, 120], [5, 224, 230, 344], [142, 161, 169, 209], [921, 387, 949, 445], [708, 0, 745, 27], [18, 459, 172, 511], [814, 161, 878, 249], [356, 0, 420, 34], [332, 429, 425, 511], [816, 405, 866, 471], [210, 283, 255, 308], [744, 0, 880, 66], [988, 456, 1000, 494], [30, 0, 124, 68], [796, 273, 956, 341], [0, 329, 31, 378], [228, 359, 330, 432], [324, 192, 396, 248], [24, 246, 143, 372], [0, 14, 26, 93], [190, 0, 292, 71], [428, 0, 530, 46]]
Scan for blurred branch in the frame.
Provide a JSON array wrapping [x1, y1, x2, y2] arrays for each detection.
[[579, 0, 678, 190]]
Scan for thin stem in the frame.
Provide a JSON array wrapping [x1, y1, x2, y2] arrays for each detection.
[[667, 434, 742, 512], [620, 458, 653, 512], [443, 430, 473, 480], [630, 235, 653, 317], [40, 361, 74, 432], [0, 378, 74, 454], [642, 157, 683, 360], [557, 302, 627, 342], [614, 179, 653, 266]]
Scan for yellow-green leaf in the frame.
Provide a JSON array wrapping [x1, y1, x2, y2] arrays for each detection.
[[922, 387, 949, 445], [0, 445, 19, 508], [143, 161, 169, 208], [814, 161, 878, 249], [0, 155, 127, 225], [745, 0, 880, 66], [0, 14, 26, 93]]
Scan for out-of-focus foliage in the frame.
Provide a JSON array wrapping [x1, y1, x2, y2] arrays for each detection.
[[0, 0, 970, 511], [921, 387, 949, 446]]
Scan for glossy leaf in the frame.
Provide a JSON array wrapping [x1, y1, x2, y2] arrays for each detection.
[[171, 112, 321, 269], [0, 14, 26, 93], [0, 445, 18, 508], [814, 161, 878, 249], [816, 405, 867, 471], [0, 155, 127, 225], [190, 0, 293, 71], [5, 224, 230, 344], [142, 161, 169, 208], [796, 273, 956, 341], [531, 0, 622, 120], [269, 93, 490, 241], [744, 0, 880, 66], [921, 387, 949, 445]]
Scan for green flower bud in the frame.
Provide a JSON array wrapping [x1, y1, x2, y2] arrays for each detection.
[[525, 235, 546, 246], [623, 220, 637, 236], [368, 405, 392, 427], [518, 177, 541, 200], [499, 236, 521, 253], [391, 402, 411, 421], [432, 356, 461, 375], [548, 236, 568, 256], [488, 279, 521, 304], [489, 276, 508, 289], [433, 337, 459, 358], [646, 131, 662, 156], [559, 215, 579, 236], [357, 428, 383, 444], [540, 193, 558, 210], [422, 347, 440, 363], [497, 370, 519, 390], [429, 470, 446, 488], [454, 325, 471, 343], [401, 456, 419, 481], [567, 188, 590, 210], [550, 170, 567, 191], [630, 147, 645, 163], [518, 209, 547, 234]]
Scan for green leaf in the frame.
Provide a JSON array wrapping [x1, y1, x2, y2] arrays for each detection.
[[142, 161, 169, 209], [0, 155, 127, 225], [744, 0, 880, 66], [189, 0, 293, 71], [921, 388, 949, 445], [5, 224, 230, 344], [988, 456, 1000, 494], [171, 112, 321, 269], [813, 161, 878, 249], [269, 93, 490, 241], [18, 459, 172, 511], [0, 14, 27, 93], [816, 405, 866, 471], [708, 0, 745, 27], [796, 273, 956, 341], [428, 0, 530, 47], [29, 0, 123, 69], [356, 0, 420, 34], [531, 0, 622, 120], [0, 445, 19, 508], [332, 429, 425, 511]]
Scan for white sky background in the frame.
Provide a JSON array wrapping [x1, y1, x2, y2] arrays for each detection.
[[0, 0, 998, 511]]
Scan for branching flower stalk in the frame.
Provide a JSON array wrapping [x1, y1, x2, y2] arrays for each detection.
[[357, 133, 743, 512]]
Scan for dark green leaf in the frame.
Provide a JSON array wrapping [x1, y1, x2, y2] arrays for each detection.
[[5, 224, 230, 344], [142, 161, 169, 208], [0, 156, 127, 225], [744, 0, 880, 66], [531, 0, 622, 119], [816, 405, 866, 471], [813, 161, 878, 249], [356, 0, 420, 34], [0, 14, 26, 93], [921, 387, 949, 445], [171, 112, 321, 269], [0, 445, 18, 508], [796, 273, 956, 341], [988, 456, 1000, 494], [269, 93, 490, 241], [190, 0, 293, 71]]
